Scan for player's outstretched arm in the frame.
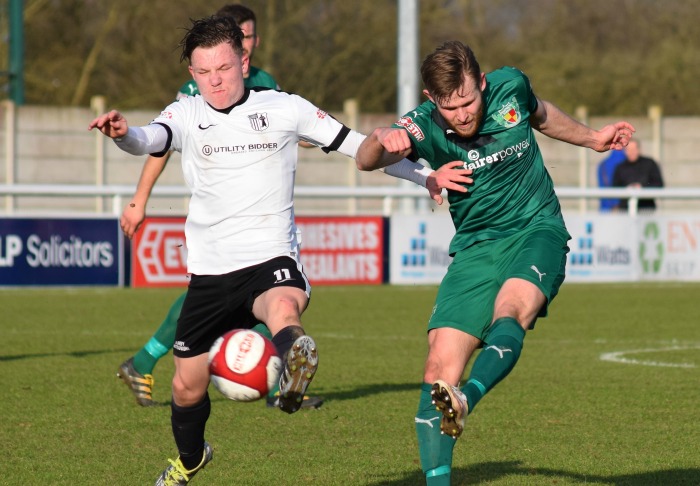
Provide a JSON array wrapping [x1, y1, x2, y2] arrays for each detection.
[[120, 152, 173, 239], [356, 127, 413, 171], [530, 98, 635, 152], [88, 110, 129, 139]]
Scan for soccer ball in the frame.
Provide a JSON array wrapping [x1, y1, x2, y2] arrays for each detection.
[[208, 329, 282, 402]]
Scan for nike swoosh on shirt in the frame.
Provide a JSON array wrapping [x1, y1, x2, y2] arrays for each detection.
[[198, 123, 216, 130]]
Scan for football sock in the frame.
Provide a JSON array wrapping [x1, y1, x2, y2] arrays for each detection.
[[463, 317, 525, 412], [133, 292, 186, 375], [271, 325, 305, 360], [415, 383, 455, 486], [252, 322, 273, 340], [172, 392, 211, 471]]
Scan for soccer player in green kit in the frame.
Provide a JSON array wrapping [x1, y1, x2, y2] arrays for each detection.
[[117, 3, 319, 410], [356, 41, 635, 485]]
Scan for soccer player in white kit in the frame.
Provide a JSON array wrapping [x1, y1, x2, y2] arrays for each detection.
[[89, 15, 469, 485]]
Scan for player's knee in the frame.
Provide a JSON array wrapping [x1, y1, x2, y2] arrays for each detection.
[[172, 375, 207, 407], [269, 295, 304, 326], [423, 363, 441, 384], [423, 355, 461, 384]]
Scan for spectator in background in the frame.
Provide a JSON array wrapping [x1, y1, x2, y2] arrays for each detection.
[[613, 138, 664, 211], [597, 149, 625, 211]]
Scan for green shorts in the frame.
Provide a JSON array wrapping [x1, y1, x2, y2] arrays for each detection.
[[428, 219, 570, 340]]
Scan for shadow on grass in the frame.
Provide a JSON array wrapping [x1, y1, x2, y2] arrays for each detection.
[[368, 461, 700, 485], [0, 347, 137, 362], [315, 382, 420, 402]]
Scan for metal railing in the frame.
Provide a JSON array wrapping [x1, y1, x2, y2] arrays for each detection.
[[1, 184, 699, 217]]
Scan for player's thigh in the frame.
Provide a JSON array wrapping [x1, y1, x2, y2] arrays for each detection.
[[493, 278, 547, 329], [428, 241, 499, 342], [248, 256, 310, 332], [176, 273, 240, 357], [252, 286, 309, 333], [495, 220, 570, 321]]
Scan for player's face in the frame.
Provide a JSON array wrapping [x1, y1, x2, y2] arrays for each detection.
[[239, 20, 259, 60], [426, 72, 486, 139], [189, 42, 247, 110]]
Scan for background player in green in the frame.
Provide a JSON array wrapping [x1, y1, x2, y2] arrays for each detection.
[[117, 3, 321, 410], [356, 41, 635, 485]]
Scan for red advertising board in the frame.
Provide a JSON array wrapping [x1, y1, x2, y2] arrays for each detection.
[[131, 216, 385, 287], [132, 217, 188, 287], [296, 216, 385, 285]]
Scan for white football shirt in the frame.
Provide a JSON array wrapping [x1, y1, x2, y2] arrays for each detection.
[[151, 89, 365, 275]]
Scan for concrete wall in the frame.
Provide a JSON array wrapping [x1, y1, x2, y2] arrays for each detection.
[[1, 99, 698, 215]]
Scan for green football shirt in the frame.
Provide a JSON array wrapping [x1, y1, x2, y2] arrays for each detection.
[[394, 66, 564, 255], [176, 65, 279, 99]]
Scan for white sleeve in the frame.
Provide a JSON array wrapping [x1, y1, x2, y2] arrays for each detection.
[[322, 123, 434, 188], [381, 159, 434, 188], [336, 130, 366, 159], [114, 125, 169, 155]]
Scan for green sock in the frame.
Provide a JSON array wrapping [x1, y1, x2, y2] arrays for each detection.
[[252, 323, 273, 340], [132, 292, 186, 375], [463, 317, 525, 411], [416, 383, 455, 485]]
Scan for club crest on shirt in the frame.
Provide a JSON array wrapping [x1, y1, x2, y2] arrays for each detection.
[[491, 97, 521, 128], [248, 112, 269, 131], [396, 116, 425, 141]]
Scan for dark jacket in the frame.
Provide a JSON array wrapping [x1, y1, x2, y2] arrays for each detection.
[[612, 156, 664, 210]]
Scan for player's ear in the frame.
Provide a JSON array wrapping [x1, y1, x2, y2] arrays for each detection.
[[241, 54, 250, 76], [422, 89, 434, 103], [188, 65, 195, 79], [479, 72, 486, 91]]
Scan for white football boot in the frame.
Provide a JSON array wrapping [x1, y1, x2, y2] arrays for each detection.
[[278, 335, 319, 414]]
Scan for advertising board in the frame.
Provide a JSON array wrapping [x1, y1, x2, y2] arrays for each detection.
[[0, 217, 123, 286], [130, 216, 386, 287]]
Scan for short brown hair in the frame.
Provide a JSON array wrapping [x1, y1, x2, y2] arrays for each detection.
[[420, 41, 481, 105], [179, 15, 244, 64]]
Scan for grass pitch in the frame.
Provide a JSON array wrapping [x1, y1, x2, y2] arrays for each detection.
[[1, 283, 699, 485]]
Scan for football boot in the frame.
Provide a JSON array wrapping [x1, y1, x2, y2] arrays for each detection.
[[154, 441, 213, 486], [117, 357, 155, 407], [431, 379, 469, 439], [278, 335, 318, 414]]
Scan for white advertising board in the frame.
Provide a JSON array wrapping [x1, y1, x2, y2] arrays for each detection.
[[389, 214, 453, 285], [563, 213, 638, 282], [635, 215, 700, 281], [389, 213, 700, 284]]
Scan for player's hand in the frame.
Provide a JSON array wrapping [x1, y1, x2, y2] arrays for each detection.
[[120, 202, 146, 239], [426, 161, 472, 205], [88, 110, 129, 139], [596, 121, 635, 152], [375, 127, 413, 158]]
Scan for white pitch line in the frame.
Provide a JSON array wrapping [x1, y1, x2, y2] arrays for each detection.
[[599, 345, 700, 369]]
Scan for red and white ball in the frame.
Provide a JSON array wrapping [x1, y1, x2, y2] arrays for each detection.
[[208, 329, 282, 402]]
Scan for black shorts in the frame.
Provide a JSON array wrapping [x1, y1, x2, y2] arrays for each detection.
[[174, 256, 311, 357]]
